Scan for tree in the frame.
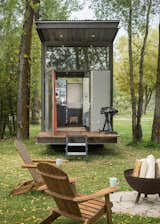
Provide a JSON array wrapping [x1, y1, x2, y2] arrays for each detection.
[[17, 0, 81, 138], [91, 0, 154, 141], [30, 26, 41, 124], [135, 0, 152, 141], [151, 21, 160, 143], [17, 0, 40, 139], [0, 0, 22, 139], [143, 30, 158, 113], [40, 0, 81, 20], [0, 0, 81, 139], [128, 0, 137, 142], [114, 30, 158, 114]]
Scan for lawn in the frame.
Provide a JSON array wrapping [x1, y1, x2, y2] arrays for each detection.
[[1, 116, 160, 224]]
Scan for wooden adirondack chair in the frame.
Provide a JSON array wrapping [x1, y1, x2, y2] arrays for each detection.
[[37, 162, 118, 224], [10, 140, 69, 196]]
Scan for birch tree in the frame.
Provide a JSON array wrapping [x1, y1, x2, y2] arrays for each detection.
[[134, 0, 152, 141], [151, 20, 160, 143], [91, 0, 153, 141]]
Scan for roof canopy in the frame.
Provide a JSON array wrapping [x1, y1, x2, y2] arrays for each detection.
[[36, 20, 119, 47]]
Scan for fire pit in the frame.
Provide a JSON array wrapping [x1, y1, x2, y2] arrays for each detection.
[[124, 169, 160, 203]]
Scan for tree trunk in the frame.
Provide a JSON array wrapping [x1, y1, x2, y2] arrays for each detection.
[[135, 0, 152, 141], [75, 47, 80, 70], [151, 21, 160, 143], [7, 116, 13, 136], [128, 0, 137, 142], [105, 47, 109, 69], [143, 86, 152, 114], [84, 48, 89, 70], [2, 118, 6, 139], [31, 89, 40, 124], [8, 90, 16, 135], [0, 100, 5, 139], [17, 0, 39, 139]]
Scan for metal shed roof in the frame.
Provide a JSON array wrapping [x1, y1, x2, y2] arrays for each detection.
[[35, 20, 119, 47]]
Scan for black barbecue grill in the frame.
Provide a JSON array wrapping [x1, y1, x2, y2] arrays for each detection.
[[100, 107, 118, 133]]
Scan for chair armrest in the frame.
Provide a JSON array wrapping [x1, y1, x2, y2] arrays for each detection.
[[74, 186, 119, 203], [32, 159, 56, 163], [21, 164, 37, 169], [32, 159, 68, 163]]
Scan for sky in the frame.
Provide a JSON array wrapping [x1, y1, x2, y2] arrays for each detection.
[[70, 1, 96, 20]]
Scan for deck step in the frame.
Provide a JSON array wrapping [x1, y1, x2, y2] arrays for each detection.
[[66, 152, 87, 156], [67, 143, 86, 146], [65, 135, 88, 157]]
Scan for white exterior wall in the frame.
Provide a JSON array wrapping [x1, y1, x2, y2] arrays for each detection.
[[90, 70, 111, 132]]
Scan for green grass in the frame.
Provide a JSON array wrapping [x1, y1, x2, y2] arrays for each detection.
[[1, 118, 160, 224]]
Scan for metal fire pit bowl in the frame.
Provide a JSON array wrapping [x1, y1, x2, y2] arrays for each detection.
[[124, 169, 160, 203]]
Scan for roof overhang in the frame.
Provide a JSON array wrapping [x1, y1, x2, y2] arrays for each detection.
[[35, 20, 119, 47]]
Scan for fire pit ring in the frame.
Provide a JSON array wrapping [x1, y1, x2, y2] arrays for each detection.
[[124, 169, 160, 203]]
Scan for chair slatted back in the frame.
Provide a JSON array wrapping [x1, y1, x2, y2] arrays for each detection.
[[15, 140, 41, 183], [37, 163, 82, 217]]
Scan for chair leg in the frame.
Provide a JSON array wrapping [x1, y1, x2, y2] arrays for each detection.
[[105, 194, 113, 224], [10, 180, 35, 196], [70, 182, 76, 194], [40, 211, 61, 224]]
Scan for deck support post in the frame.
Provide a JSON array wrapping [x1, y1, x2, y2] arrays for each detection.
[[109, 45, 113, 107], [109, 44, 114, 129], [41, 42, 46, 131]]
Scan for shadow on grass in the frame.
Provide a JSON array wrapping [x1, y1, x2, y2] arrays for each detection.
[[144, 141, 160, 149], [39, 144, 121, 162], [126, 140, 160, 151]]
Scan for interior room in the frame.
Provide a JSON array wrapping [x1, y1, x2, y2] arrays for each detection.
[[56, 76, 88, 128]]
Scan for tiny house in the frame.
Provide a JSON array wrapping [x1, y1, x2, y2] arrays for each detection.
[[36, 20, 119, 145]]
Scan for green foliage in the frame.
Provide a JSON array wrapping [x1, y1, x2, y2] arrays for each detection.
[[91, 0, 159, 142], [30, 25, 41, 124], [30, 28, 41, 96], [90, 0, 157, 33], [0, 0, 81, 136], [0, 0, 22, 138], [113, 29, 158, 113], [113, 88, 131, 114], [40, 0, 81, 20]]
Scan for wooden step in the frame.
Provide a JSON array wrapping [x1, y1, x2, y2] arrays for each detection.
[[66, 152, 87, 156], [67, 143, 87, 146], [65, 135, 88, 157]]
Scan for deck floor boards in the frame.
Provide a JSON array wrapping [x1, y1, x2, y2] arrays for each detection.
[[37, 127, 118, 144]]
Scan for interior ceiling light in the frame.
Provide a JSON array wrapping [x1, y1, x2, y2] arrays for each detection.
[[59, 34, 63, 38], [91, 34, 95, 38]]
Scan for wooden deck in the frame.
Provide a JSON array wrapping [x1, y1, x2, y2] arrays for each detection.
[[37, 127, 118, 144]]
